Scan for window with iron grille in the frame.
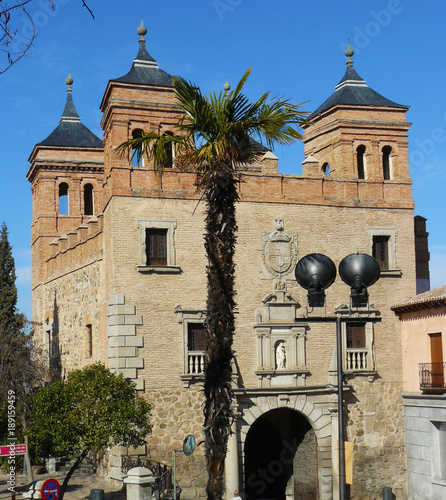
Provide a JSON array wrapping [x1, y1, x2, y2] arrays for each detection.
[[373, 235, 390, 270], [145, 229, 168, 266], [347, 323, 366, 349], [188, 323, 206, 352]]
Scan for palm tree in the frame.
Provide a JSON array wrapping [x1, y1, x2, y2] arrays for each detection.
[[118, 67, 307, 499]]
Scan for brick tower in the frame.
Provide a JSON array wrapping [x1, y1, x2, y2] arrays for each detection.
[[27, 73, 104, 324]]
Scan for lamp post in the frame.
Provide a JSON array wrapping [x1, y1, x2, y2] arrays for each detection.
[[295, 252, 380, 500]]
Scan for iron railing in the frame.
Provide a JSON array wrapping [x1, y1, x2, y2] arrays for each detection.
[[122, 456, 175, 499], [419, 362, 446, 389]]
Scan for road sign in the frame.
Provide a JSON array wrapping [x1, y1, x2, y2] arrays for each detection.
[[0, 444, 26, 456], [41, 478, 61, 500]]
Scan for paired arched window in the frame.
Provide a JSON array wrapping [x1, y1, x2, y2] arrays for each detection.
[[58, 182, 69, 215], [131, 129, 144, 167], [382, 146, 392, 180], [84, 184, 94, 216], [356, 145, 366, 179]]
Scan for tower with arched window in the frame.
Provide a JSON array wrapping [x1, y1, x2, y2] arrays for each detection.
[[302, 43, 411, 191], [27, 72, 104, 291]]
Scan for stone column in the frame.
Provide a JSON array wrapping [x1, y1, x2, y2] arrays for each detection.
[[225, 419, 240, 500], [124, 467, 155, 500]]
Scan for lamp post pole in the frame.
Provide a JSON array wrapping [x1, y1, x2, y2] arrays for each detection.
[[295, 252, 380, 500], [337, 316, 346, 500]]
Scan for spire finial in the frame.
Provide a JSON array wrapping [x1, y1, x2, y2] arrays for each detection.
[[137, 17, 147, 42], [65, 71, 73, 90], [223, 77, 230, 94], [345, 40, 354, 66]]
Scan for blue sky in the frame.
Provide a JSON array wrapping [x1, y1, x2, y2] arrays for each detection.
[[1, 0, 445, 318]]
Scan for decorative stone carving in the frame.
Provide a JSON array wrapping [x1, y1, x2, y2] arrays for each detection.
[[260, 216, 298, 280]]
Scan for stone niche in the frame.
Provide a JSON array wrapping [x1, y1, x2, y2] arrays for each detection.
[[254, 284, 308, 388]]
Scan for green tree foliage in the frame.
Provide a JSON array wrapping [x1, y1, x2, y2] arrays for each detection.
[[0, 222, 21, 332], [118, 68, 307, 499], [0, 222, 43, 477], [0, 222, 43, 401], [28, 363, 151, 499]]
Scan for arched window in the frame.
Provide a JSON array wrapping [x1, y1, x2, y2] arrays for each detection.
[[84, 184, 94, 216], [322, 162, 330, 177], [131, 129, 144, 167], [163, 131, 175, 168], [58, 183, 69, 215], [356, 145, 366, 179], [382, 146, 392, 180]]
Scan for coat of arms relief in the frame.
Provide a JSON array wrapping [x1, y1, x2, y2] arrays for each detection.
[[260, 216, 298, 281]]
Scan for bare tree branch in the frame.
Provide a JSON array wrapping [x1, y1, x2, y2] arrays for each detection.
[[81, 0, 94, 19], [0, 0, 94, 75]]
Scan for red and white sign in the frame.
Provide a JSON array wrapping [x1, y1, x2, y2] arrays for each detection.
[[41, 478, 61, 500], [0, 444, 26, 456]]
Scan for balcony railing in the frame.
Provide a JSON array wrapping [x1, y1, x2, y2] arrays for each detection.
[[419, 362, 446, 389], [346, 348, 368, 371], [187, 351, 205, 375]]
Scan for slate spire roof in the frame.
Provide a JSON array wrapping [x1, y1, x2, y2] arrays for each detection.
[[111, 18, 173, 87], [308, 41, 408, 119], [38, 73, 103, 148]]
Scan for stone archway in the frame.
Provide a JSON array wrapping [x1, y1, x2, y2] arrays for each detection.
[[244, 407, 318, 500]]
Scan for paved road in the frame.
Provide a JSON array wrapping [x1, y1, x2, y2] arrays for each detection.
[[0, 470, 125, 499]]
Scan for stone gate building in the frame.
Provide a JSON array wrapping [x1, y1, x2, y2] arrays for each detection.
[[27, 24, 427, 499]]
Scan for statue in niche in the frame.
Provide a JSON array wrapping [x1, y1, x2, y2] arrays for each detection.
[[276, 342, 286, 370], [260, 216, 298, 280]]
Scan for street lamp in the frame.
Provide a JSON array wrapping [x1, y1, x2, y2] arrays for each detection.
[[295, 252, 380, 500]]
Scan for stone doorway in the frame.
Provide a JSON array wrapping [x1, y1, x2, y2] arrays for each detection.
[[244, 407, 318, 500]]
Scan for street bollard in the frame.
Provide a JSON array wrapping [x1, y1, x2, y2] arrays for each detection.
[[382, 486, 392, 499], [90, 489, 104, 500]]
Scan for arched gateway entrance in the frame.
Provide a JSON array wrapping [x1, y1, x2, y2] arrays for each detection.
[[244, 408, 318, 500]]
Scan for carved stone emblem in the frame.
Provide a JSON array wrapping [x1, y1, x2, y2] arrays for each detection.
[[260, 216, 298, 280]]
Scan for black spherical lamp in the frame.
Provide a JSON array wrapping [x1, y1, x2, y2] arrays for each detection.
[[339, 252, 380, 307], [295, 253, 337, 307]]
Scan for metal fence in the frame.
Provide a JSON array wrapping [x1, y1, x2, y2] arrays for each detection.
[[419, 362, 446, 389], [122, 456, 174, 499]]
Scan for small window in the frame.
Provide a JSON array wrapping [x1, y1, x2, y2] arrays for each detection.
[[382, 146, 392, 180], [138, 220, 179, 273], [132, 129, 144, 167], [347, 323, 366, 349], [86, 324, 93, 357], [322, 162, 330, 177], [187, 323, 206, 375], [145, 229, 168, 265], [188, 323, 206, 352], [59, 183, 69, 215], [344, 321, 373, 371], [84, 184, 94, 216], [163, 131, 175, 169], [357, 145, 366, 179], [373, 235, 390, 270]]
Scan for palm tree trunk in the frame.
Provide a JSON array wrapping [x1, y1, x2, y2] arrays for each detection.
[[203, 168, 239, 500]]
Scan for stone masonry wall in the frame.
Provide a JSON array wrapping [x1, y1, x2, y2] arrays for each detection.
[[346, 379, 407, 499], [145, 387, 207, 500], [38, 260, 103, 372]]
